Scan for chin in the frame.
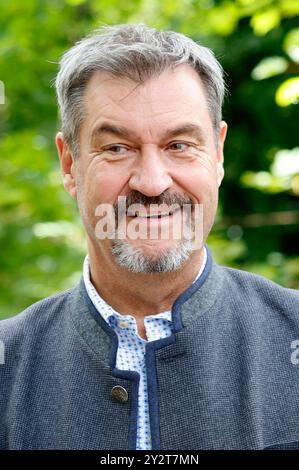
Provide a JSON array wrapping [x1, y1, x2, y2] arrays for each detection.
[[111, 237, 193, 274], [130, 238, 179, 254]]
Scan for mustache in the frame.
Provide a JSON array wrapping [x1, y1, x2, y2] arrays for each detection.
[[113, 191, 194, 219]]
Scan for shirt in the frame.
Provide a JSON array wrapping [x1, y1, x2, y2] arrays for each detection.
[[83, 246, 207, 449]]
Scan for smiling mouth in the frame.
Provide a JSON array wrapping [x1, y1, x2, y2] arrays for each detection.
[[127, 208, 181, 218]]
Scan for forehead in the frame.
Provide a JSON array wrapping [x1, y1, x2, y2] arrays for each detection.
[[82, 65, 212, 136]]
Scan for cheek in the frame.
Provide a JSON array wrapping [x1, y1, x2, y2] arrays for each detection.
[[179, 166, 218, 202], [84, 166, 125, 206]]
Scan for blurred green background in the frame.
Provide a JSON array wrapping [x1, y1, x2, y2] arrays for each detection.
[[0, 0, 299, 319]]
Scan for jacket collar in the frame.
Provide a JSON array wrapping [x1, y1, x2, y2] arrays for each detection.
[[70, 245, 223, 364]]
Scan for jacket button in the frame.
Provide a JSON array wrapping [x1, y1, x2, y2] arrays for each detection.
[[111, 385, 129, 403]]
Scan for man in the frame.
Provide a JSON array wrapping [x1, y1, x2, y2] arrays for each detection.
[[0, 23, 299, 451]]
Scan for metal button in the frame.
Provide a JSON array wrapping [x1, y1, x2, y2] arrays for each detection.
[[111, 385, 129, 403]]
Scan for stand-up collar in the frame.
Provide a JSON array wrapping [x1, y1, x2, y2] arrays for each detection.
[[70, 245, 223, 364]]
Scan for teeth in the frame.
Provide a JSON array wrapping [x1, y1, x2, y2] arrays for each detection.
[[127, 208, 181, 217], [135, 212, 172, 218]]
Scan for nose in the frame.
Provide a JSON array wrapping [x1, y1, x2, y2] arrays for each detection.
[[128, 145, 173, 196]]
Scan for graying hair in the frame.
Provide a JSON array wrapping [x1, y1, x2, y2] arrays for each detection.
[[55, 23, 226, 157]]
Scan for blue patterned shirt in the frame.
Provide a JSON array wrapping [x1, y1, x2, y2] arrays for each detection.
[[83, 247, 207, 450]]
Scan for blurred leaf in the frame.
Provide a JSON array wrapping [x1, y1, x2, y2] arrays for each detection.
[[250, 7, 280, 36], [271, 147, 299, 177], [275, 76, 299, 106], [240, 171, 290, 193], [284, 27, 299, 62], [251, 56, 288, 79], [281, 0, 299, 16]]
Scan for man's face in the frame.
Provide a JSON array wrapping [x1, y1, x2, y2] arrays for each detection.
[[58, 64, 227, 273]]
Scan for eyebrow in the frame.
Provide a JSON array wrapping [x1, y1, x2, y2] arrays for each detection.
[[90, 122, 205, 144], [166, 124, 205, 142]]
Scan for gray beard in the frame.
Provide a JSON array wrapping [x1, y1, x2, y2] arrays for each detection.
[[110, 190, 197, 273], [111, 238, 193, 273]]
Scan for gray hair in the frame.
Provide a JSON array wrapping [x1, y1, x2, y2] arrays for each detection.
[[55, 23, 226, 157]]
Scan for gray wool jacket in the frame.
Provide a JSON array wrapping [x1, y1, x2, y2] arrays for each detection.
[[1, 246, 299, 450]]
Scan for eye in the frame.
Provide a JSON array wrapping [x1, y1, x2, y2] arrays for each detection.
[[105, 145, 130, 155], [167, 142, 191, 152]]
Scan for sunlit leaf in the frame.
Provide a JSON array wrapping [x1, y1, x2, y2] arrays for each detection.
[[251, 56, 288, 80], [284, 28, 299, 62], [271, 148, 299, 177], [281, 0, 299, 16], [250, 7, 280, 36], [240, 171, 290, 193], [275, 76, 299, 106], [205, 3, 239, 36]]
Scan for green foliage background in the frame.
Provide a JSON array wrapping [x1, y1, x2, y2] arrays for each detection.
[[0, 0, 299, 319]]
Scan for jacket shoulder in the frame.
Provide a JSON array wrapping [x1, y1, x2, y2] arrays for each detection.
[[219, 264, 299, 314], [0, 286, 78, 343], [221, 264, 298, 294]]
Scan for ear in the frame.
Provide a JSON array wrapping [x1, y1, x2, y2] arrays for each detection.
[[55, 132, 77, 199], [216, 121, 227, 187]]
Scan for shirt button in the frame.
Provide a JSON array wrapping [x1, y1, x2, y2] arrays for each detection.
[[111, 385, 129, 403]]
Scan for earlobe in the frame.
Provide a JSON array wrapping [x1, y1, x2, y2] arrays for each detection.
[[55, 132, 77, 199], [64, 173, 77, 198]]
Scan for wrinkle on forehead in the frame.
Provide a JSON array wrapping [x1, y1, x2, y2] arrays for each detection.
[[82, 65, 213, 143]]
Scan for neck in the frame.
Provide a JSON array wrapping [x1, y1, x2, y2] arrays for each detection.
[[87, 240, 206, 319]]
